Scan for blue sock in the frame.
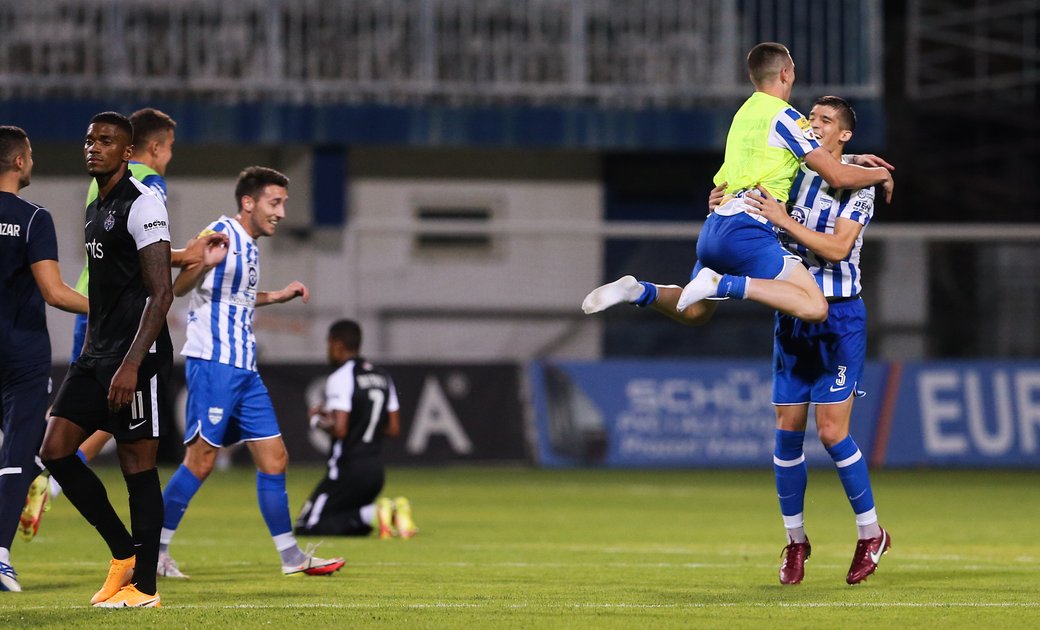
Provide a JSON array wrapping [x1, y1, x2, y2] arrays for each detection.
[[256, 471, 293, 538], [633, 281, 657, 307], [717, 274, 748, 299], [75, 449, 87, 464], [162, 464, 202, 533], [826, 435, 875, 516], [774, 429, 807, 519]]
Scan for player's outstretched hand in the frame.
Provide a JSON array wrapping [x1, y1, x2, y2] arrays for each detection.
[[200, 232, 229, 268], [180, 231, 229, 268], [850, 154, 895, 171], [281, 280, 309, 304], [880, 170, 894, 204]]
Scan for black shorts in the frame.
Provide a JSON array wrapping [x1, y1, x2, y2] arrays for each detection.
[[51, 352, 172, 442], [294, 457, 385, 536]]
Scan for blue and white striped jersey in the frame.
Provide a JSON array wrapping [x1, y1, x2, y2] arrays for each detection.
[[181, 216, 261, 371], [779, 156, 875, 298]]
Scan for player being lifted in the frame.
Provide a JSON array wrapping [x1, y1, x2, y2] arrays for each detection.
[[157, 166, 344, 578], [583, 92, 893, 585], [294, 319, 417, 540], [582, 42, 894, 322]]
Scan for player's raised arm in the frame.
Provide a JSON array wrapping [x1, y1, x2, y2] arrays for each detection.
[[847, 154, 895, 171], [805, 148, 894, 203]]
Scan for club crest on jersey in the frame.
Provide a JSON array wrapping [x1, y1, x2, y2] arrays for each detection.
[[248, 266, 257, 287], [103, 212, 116, 231], [208, 406, 224, 425]]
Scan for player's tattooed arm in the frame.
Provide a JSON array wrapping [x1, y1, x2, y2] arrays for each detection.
[[108, 241, 173, 411]]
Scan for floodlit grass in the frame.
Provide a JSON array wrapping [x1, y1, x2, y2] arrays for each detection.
[[2, 467, 1038, 628]]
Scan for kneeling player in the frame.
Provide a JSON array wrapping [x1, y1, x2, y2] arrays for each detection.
[[294, 320, 416, 540]]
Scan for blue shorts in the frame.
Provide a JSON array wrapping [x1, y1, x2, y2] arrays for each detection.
[[772, 297, 867, 405], [692, 211, 800, 280], [184, 358, 280, 447]]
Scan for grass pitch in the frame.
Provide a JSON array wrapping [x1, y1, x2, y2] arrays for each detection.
[[2, 466, 1038, 628]]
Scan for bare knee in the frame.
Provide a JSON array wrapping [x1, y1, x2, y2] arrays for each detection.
[[815, 416, 850, 447], [801, 298, 829, 324], [257, 448, 288, 475], [39, 417, 87, 462], [183, 440, 219, 480], [116, 440, 159, 475]]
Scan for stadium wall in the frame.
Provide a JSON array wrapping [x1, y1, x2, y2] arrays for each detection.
[[529, 359, 1040, 469], [27, 359, 1040, 470]]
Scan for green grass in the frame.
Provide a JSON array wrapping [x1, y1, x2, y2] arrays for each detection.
[[2, 467, 1039, 628]]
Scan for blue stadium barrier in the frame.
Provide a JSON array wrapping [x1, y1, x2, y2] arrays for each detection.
[[529, 359, 887, 468], [530, 359, 1040, 469], [881, 361, 1040, 468]]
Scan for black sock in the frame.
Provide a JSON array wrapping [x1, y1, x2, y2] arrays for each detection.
[[125, 468, 163, 595], [42, 454, 134, 559]]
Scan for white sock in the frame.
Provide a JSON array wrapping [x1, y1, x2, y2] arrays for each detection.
[[360, 503, 376, 526], [856, 510, 882, 539], [49, 475, 63, 498], [782, 513, 807, 543], [0, 547, 10, 564], [274, 533, 305, 566], [786, 527, 808, 544]]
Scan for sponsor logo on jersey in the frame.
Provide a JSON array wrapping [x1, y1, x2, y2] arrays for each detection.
[[103, 212, 115, 231], [0, 222, 21, 237], [85, 239, 104, 259], [795, 116, 815, 141], [143, 219, 167, 231]]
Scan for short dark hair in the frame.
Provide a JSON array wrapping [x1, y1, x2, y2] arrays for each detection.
[[88, 111, 134, 144], [328, 319, 362, 352], [0, 126, 29, 174], [129, 108, 176, 145], [812, 95, 857, 132], [234, 166, 289, 208], [747, 42, 792, 86]]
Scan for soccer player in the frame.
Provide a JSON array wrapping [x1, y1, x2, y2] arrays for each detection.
[[71, 108, 178, 367], [582, 42, 894, 322], [0, 126, 88, 593], [739, 96, 890, 585], [294, 320, 417, 540], [158, 166, 344, 579], [20, 108, 228, 541], [39, 112, 173, 608], [581, 93, 893, 584]]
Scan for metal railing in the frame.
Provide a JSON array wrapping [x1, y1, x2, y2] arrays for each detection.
[[907, 0, 1039, 101], [0, 0, 882, 106]]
